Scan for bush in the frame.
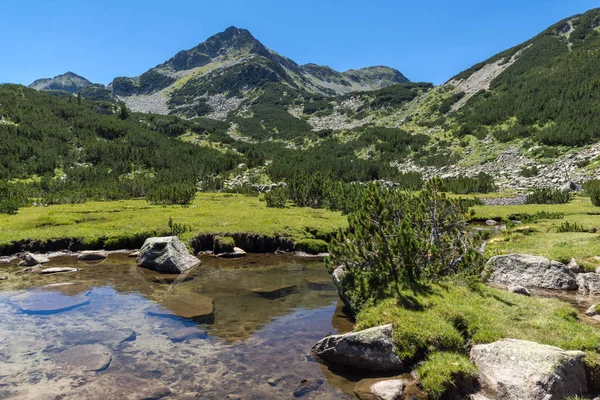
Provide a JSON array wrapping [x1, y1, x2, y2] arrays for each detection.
[[520, 165, 539, 177], [264, 187, 287, 208], [295, 238, 328, 254], [584, 180, 600, 206], [525, 188, 571, 204], [327, 179, 483, 312], [556, 221, 586, 233], [168, 217, 192, 236], [441, 173, 496, 194], [146, 183, 196, 205]]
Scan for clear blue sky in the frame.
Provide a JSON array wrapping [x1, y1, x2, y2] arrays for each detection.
[[1, 0, 597, 86]]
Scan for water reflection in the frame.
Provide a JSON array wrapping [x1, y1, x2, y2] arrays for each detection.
[[0, 254, 355, 399]]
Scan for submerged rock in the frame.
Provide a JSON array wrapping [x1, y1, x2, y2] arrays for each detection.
[[68, 373, 171, 399], [252, 284, 297, 299], [577, 273, 600, 294], [137, 236, 200, 273], [152, 274, 193, 284], [62, 328, 136, 347], [78, 250, 108, 261], [18, 252, 49, 266], [167, 327, 207, 342], [151, 293, 214, 323], [470, 339, 587, 400], [293, 378, 324, 398], [486, 254, 577, 290], [508, 284, 531, 296], [305, 277, 335, 291], [55, 344, 112, 372], [9, 289, 90, 314], [312, 324, 403, 372]]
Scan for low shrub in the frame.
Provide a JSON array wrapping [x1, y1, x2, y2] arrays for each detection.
[[525, 188, 571, 204], [441, 173, 496, 194], [584, 180, 600, 207], [556, 221, 586, 233], [264, 187, 287, 208]]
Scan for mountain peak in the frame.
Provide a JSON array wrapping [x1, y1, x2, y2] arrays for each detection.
[[29, 72, 92, 93]]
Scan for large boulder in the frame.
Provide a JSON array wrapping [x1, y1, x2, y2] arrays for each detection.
[[18, 252, 49, 266], [312, 324, 403, 372], [486, 254, 577, 290], [577, 273, 600, 295], [137, 237, 200, 274], [470, 339, 587, 400], [332, 266, 354, 314]]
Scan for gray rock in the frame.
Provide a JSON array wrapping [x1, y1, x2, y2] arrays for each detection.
[[216, 247, 247, 259], [508, 284, 531, 296], [485, 219, 498, 226], [77, 250, 108, 261], [586, 305, 598, 316], [333, 266, 354, 314], [9, 289, 90, 314], [486, 254, 577, 290], [252, 284, 297, 299], [55, 344, 112, 372], [312, 324, 403, 372], [40, 267, 80, 274], [137, 236, 200, 273], [567, 258, 582, 273], [577, 273, 600, 294], [370, 380, 405, 400], [18, 252, 49, 266], [470, 339, 587, 400]]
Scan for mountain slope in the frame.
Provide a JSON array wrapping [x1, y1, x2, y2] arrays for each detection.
[[110, 27, 408, 117], [29, 72, 92, 93]]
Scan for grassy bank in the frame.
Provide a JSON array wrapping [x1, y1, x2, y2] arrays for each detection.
[[471, 196, 600, 268], [356, 283, 600, 398], [0, 193, 347, 253]]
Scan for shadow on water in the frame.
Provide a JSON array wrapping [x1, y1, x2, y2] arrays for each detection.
[[0, 253, 362, 399]]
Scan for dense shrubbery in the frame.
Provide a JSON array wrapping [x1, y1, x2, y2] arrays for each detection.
[[525, 188, 571, 204], [585, 180, 600, 206], [441, 173, 496, 194], [327, 179, 484, 312], [264, 187, 287, 208], [146, 183, 197, 205]]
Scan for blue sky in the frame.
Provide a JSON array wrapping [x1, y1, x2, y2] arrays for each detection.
[[1, 0, 598, 86]]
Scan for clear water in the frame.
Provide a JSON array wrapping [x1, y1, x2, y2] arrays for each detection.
[[0, 254, 361, 399]]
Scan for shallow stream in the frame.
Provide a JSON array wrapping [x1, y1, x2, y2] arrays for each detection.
[[0, 254, 362, 399]]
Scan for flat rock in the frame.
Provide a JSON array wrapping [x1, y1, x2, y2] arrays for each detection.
[[508, 284, 531, 296], [252, 284, 297, 299], [470, 339, 587, 400], [305, 277, 335, 291], [293, 378, 324, 398], [312, 324, 404, 372], [67, 373, 171, 399], [128, 251, 139, 258], [216, 247, 247, 259], [486, 254, 577, 290], [9, 289, 90, 314], [18, 252, 49, 266], [151, 293, 214, 323], [55, 344, 112, 372], [152, 274, 193, 284], [167, 327, 207, 342], [78, 250, 108, 261], [577, 273, 600, 294], [354, 378, 406, 400], [40, 267, 80, 274], [137, 236, 200, 273], [63, 328, 136, 347], [485, 219, 498, 226]]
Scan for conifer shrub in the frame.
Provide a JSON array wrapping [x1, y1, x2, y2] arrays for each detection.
[[525, 188, 571, 204], [146, 183, 196, 205], [584, 180, 600, 207]]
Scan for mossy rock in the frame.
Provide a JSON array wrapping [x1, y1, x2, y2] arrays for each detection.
[[213, 235, 235, 254], [295, 239, 328, 254]]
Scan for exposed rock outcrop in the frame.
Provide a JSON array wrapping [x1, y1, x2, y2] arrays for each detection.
[[312, 324, 403, 372], [486, 254, 577, 290], [18, 252, 49, 266], [577, 273, 600, 294], [137, 236, 200, 273], [332, 266, 354, 314], [470, 339, 587, 400]]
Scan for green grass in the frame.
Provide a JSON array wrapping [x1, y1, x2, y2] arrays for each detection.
[[472, 196, 600, 266], [356, 284, 600, 361], [0, 193, 347, 251], [417, 352, 478, 399]]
